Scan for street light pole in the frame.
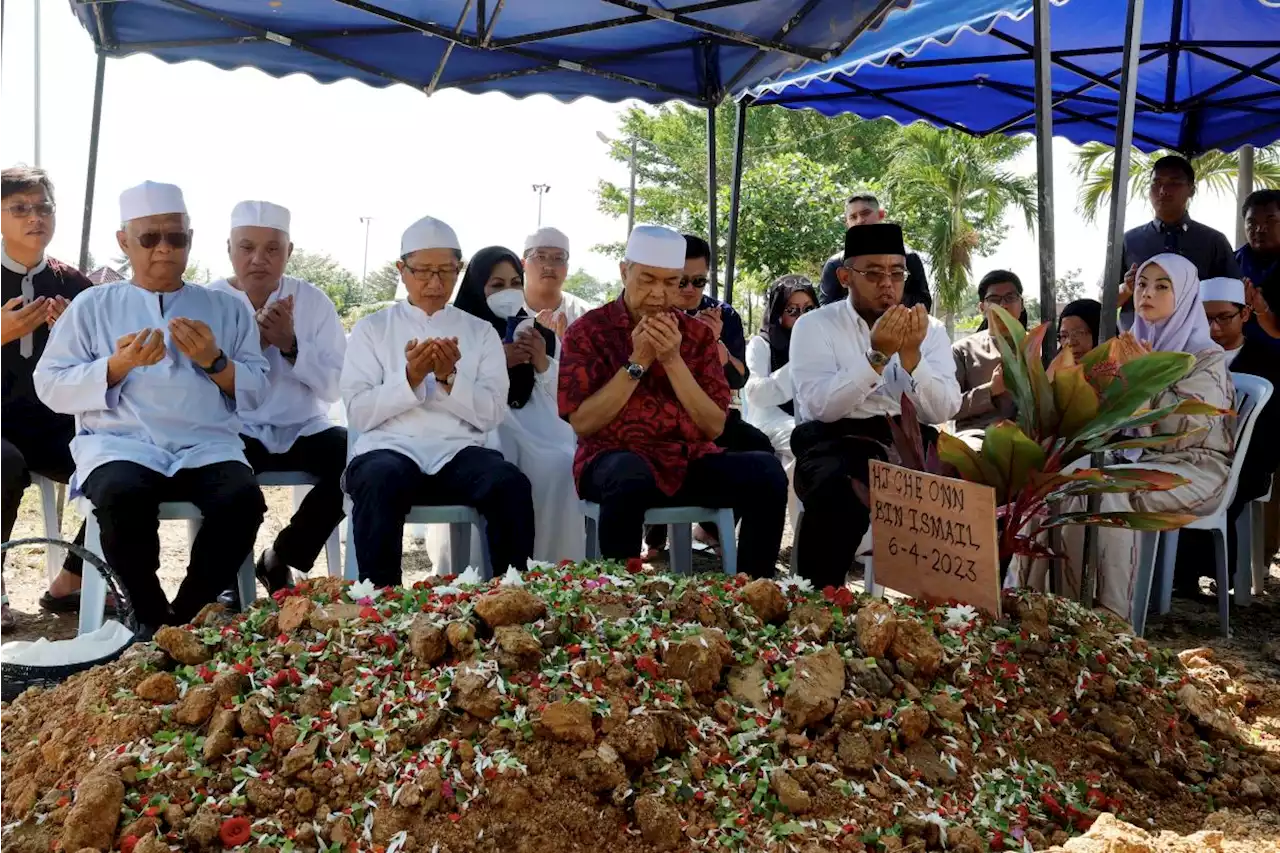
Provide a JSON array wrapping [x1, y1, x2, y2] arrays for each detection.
[[532, 184, 551, 227], [34, 1, 42, 165], [359, 217, 373, 288]]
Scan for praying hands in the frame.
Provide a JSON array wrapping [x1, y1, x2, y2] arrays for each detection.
[[257, 295, 296, 355], [405, 336, 462, 389]]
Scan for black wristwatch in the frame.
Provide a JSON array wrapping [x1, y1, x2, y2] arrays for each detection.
[[624, 361, 646, 380], [280, 339, 299, 362], [201, 350, 229, 375]]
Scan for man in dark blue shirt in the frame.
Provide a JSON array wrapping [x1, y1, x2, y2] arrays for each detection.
[[819, 191, 931, 311], [1238, 189, 1280, 289], [1117, 156, 1240, 329]]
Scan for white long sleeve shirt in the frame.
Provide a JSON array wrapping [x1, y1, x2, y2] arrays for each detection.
[[208, 276, 346, 454], [341, 301, 509, 475], [34, 280, 269, 486], [789, 298, 960, 426], [744, 335, 795, 412]]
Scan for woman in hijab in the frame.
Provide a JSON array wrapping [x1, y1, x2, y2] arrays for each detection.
[[429, 246, 584, 573], [1057, 298, 1102, 361], [952, 270, 1027, 442], [1028, 253, 1235, 623], [744, 274, 818, 529]]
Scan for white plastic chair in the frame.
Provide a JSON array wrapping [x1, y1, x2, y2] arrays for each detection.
[[78, 497, 257, 636], [342, 429, 492, 581], [582, 501, 736, 576], [343, 502, 490, 581], [30, 474, 65, 584], [255, 471, 343, 578], [1132, 372, 1273, 638]]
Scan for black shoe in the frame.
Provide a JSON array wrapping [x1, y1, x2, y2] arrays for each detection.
[[256, 551, 292, 594]]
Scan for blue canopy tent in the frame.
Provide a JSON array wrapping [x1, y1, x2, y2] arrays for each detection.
[[747, 0, 1280, 155], [725, 0, 1280, 316], [66, 0, 1025, 290]]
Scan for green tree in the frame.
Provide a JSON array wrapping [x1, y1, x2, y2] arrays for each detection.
[[1071, 143, 1280, 224], [595, 103, 903, 275], [563, 268, 612, 304], [1055, 267, 1086, 302], [182, 263, 212, 284], [363, 260, 400, 303], [287, 250, 361, 314], [883, 126, 1037, 335]]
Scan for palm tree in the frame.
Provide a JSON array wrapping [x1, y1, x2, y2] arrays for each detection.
[[883, 126, 1037, 336], [1072, 143, 1280, 224]]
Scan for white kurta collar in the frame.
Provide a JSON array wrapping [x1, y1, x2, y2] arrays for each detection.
[[1, 244, 48, 276]]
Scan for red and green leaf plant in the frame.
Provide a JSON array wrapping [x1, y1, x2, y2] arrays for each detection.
[[933, 305, 1230, 563]]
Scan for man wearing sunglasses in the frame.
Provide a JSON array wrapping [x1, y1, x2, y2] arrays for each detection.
[[818, 191, 932, 311], [521, 226, 594, 339], [1, 165, 94, 628], [34, 181, 271, 635], [641, 234, 773, 557], [790, 223, 960, 589]]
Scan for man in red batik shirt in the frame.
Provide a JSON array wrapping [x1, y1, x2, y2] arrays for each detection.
[[558, 223, 786, 577]]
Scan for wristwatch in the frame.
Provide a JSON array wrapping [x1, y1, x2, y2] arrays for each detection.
[[624, 361, 646, 380], [201, 350, 229, 375], [280, 338, 299, 361], [439, 371, 457, 387], [865, 349, 890, 370]]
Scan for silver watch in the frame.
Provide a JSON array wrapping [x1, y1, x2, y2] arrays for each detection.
[[866, 349, 890, 369]]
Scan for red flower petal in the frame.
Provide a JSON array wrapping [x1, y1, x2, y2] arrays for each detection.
[[219, 816, 252, 847]]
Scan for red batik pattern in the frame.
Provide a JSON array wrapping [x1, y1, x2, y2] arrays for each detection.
[[559, 299, 730, 496]]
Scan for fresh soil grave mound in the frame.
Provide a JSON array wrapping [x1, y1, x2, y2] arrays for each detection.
[[2, 562, 1278, 853]]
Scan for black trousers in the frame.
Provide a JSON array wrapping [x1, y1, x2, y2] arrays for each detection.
[[79, 460, 266, 630], [1, 434, 85, 574], [644, 410, 776, 551], [242, 427, 347, 572], [344, 447, 535, 587], [792, 416, 938, 590], [582, 448, 787, 579]]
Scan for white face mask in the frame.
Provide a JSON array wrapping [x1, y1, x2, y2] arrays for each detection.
[[486, 288, 526, 320]]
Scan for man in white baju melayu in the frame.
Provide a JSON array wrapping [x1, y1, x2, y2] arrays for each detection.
[[209, 201, 347, 607], [341, 215, 535, 585], [521, 226, 594, 338], [34, 181, 269, 634]]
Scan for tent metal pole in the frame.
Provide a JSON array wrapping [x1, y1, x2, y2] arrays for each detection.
[[1032, 0, 1057, 361], [79, 52, 106, 274], [707, 104, 719, 300], [1236, 144, 1255, 247], [724, 99, 747, 306], [1084, 0, 1145, 610]]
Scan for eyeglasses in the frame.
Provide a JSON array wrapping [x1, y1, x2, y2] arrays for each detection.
[[679, 276, 709, 290], [404, 263, 461, 283], [782, 304, 817, 317], [1206, 309, 1244, 327], [1058, 330, 1093, 344], [137, 231, 191, 250], [527, 251, 568, 266], [846, 267, 907, 287], [982, 292, 1022, 307], [3, 202, 56, 219]]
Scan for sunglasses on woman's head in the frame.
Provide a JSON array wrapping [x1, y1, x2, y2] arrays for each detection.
[[783, 304, 816, 317], [136, 231, 191, 250]]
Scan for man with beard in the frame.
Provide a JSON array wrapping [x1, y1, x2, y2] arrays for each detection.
[[790, 223, 959, 589]]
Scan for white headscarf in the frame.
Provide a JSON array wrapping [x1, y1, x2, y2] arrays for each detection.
[[1131, 253, 1220, 355]]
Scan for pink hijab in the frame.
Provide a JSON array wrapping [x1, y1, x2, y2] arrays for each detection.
[[1131, 253, 1220, 355]]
